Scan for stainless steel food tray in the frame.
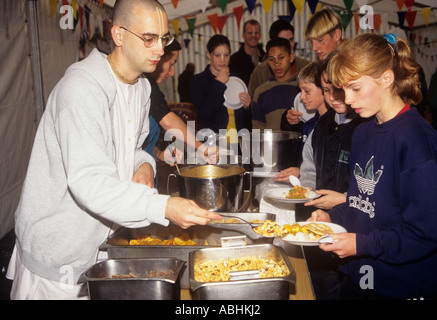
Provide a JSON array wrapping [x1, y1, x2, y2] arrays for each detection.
[[101, 213, 275, 289], [189, 244, 296, 300], [78, 258, 184, 300]]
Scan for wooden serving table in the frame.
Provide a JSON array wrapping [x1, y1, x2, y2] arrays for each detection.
[[156, 163, 315, 300]]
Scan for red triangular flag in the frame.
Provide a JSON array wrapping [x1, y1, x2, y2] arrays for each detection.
[[373, 14, 382, 32], [171, 0, 178, 8], [404, 0, 415, 11], [233, 5, 244, 30], [396, 0, 404, 11], [207, 13, 218, 34], [217, 15, 228, 34], [405, 10, 417, 29], [99, 0, 104, 7]]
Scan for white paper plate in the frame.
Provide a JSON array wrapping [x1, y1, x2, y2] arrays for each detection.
[[294, 93, 317, 123], [282, 222, 347, 246], [224, 76, 247, 110]]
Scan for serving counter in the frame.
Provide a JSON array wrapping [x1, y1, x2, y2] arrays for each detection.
[[154, 162, 315, 300]]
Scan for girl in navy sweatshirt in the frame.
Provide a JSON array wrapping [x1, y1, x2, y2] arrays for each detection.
[[310, 33, 437, 299]]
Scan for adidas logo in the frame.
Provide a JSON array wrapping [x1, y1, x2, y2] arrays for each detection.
[[354, 156, 382, 195]]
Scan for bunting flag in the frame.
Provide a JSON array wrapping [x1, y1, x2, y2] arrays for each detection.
[[306, 0, 319, 15], [217, 15, 228, 34], [233, 5, 244, 30], [353, 12, 360, 33], [373, 13, 382, 32], [419, 7, 431, 26], [396, 0, 404, 11], [338, 11, 353, 31], [218, 0, 228, 14], [99, 0, 104, 7], [261, 0, 274, 14], [185, 16, 197, 37], [292, 0, 305, 15], [207, 13, 218, 34], [287, 0, 296, 20], [397, 11, 406, 28], [343, 0, 354, 12], [405, 10, 417, 29], [198, 0, 210, 13], [245, 0, 256, 14], [404, 0, 415, 11], [171, 0, 178, 9], [49, 0, 58, 17], [71, 0, 78, 19], [171, 19, 179, 36], [184, 38, 191, 49]]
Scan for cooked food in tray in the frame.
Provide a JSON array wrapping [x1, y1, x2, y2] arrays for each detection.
[[194, 256, 289, 282], [253, 220, 288, 237], [128, 232, 207, 246]]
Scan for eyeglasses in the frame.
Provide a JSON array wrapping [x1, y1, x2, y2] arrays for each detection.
[[120, 26, 174, 48]]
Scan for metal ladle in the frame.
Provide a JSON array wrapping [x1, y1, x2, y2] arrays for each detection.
[[288, 175, 301, 187]]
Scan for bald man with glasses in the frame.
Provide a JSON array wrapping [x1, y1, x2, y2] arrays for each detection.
[[8, 0, 221, 300]]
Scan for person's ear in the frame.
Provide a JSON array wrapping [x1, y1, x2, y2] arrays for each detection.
[[111, 26, 123, 47], [333, 28, 342, 42], [380, 69, 395, 89]]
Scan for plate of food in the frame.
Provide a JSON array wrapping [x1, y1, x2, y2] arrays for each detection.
[[263, 186, 320, 204], [282, 222, 347, 246]]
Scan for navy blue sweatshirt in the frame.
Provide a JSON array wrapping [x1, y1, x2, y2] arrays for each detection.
[[329, 108, 437, 299]]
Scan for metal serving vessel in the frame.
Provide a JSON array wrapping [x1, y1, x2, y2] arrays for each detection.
[[100, 212, 275, 289], [167, 164, 252, 212], [189, 244, 296, 300], [77, 258, 185, 300]]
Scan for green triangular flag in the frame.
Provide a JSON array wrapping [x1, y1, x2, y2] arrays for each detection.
[[218, 0, 229, 14]]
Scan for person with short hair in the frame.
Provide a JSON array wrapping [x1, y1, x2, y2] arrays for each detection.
[[7, 0, 222, 300], [251, 38, 299, 130]]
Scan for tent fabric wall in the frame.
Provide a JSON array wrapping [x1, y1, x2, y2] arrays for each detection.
[[0, 1, 36, 239]]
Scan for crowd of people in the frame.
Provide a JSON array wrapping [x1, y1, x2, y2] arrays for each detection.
[[6, 0, 437, 300]]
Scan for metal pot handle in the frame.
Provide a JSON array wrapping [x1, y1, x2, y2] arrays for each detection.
[[167, 173, 177, 195], [237, 171, 252, 212]]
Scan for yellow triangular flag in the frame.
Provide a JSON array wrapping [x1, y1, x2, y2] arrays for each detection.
[[420, 7, 431, 26], [171, 19, 179, 37], [71, 0, 78, 19], [292, 0, 305, 15], [261, 0, 274, 14], [315, 3, 322, 13], [49, 0, 59, 17]]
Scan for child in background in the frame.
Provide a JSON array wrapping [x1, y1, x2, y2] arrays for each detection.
[[251, 38, 299, 130], [274, 62, 328, 182], [311, 33, 437, 299]]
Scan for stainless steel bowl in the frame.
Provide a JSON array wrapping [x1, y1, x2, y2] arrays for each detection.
[[167, 164, 251, 212]]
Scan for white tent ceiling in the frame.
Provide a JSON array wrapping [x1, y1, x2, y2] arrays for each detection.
[[103, 0, 437, 29]]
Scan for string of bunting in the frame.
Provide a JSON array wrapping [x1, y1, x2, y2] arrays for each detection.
[[170, 0, 435, 45]]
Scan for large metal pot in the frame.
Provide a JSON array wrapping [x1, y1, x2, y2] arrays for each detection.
[[167, 164, 251, 212], [239, 130, 302, 173]]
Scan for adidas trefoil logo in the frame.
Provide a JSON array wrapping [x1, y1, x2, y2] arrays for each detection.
[[354, 156, 382, 195]]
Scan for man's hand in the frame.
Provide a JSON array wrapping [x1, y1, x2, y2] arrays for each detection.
[[132, 162, 155, 188], [165, 197, 222, 229]]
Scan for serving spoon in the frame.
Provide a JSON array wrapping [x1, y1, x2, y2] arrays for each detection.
[[219, 214, 274, 239]]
